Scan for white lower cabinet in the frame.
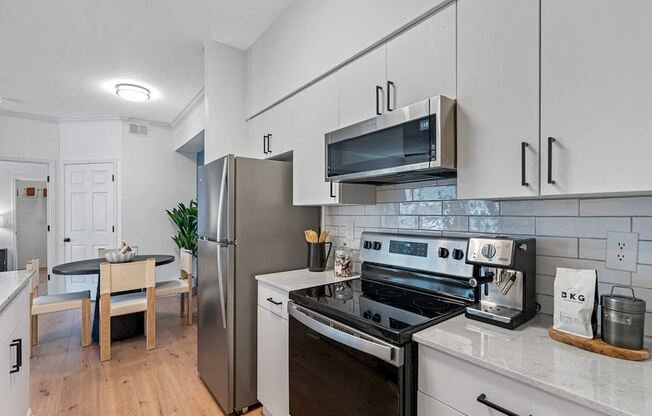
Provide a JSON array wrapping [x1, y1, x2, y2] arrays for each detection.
[[0, 283, 31, 416], [418, 347, 602, 416], [257, 283, 289, 416]]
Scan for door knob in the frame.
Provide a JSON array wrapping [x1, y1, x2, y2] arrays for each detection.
[[63, 237, 71, 242]]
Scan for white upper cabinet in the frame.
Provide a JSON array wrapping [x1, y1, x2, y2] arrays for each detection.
[[246, 100, 294, 159], [246, 111, 267, 159], [386, 3, 456, 107], [337, 47, 387, 128], [540, 0, 652, 196], [456, 0, 540, 200]]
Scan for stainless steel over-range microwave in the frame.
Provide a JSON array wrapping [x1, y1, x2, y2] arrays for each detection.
[[325, 95, 456, 184]]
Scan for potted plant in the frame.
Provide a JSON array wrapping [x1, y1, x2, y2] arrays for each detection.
[[166, 200, 197, 279]]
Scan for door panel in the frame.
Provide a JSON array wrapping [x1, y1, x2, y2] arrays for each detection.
[[64, 163, 115, 294], [541, 0, 652, 195], [197, 239, 231, 411], [456, 0, 540, 200]]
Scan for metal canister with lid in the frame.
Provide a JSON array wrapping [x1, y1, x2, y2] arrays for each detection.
[[601, 286, 646, 350]]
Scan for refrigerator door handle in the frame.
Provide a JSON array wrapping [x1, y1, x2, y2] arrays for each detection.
[[216, 159, 228, 329]]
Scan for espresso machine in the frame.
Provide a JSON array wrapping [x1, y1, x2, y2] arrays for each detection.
[[465, 237, 536, 329]]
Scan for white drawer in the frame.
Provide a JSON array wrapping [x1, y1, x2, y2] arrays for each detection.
[[257, 282, 289, 320], [418, 347, 602, 416], [0, 283, 30, 338], [418, 392, 464, 416]]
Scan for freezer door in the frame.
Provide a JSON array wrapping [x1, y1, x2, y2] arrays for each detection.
[[198, 156, 232, 241], [197, 238, 233, 412]]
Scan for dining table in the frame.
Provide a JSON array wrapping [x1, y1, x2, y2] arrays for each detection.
[[52, 254, 175, 342]]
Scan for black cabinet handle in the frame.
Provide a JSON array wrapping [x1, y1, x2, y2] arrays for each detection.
[[267, 133, 272, 154], [521, 142, 529, 187], [266, 297, 282, 306], [547, 137, 556, 184], [10, 338, 22, 374], [263, 135, 268, 154], [477, 394, 525, 416], [330, 182, 336, 198], [375, 85, 383, 115], [387, 81, 395, 111], [63, 237, 71, 243]]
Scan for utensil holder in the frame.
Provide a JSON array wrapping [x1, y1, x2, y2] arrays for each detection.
[[307, 242, 332, 272]]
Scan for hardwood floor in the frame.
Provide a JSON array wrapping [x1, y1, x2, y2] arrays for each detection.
[[30, 293, 264, 416]]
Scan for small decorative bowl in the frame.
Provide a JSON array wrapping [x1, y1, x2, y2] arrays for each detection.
[[105, 251, 136, 263]]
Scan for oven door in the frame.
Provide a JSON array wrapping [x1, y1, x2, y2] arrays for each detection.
[[288, 302, 411, 416], [325, 99, 434, 182]]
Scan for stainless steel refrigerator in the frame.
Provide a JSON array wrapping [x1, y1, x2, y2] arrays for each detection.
[[197, 155, 320, 415]]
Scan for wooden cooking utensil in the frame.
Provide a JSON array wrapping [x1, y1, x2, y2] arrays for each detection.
[[308, 230, 319, 243], [319, 230, 329, 243]]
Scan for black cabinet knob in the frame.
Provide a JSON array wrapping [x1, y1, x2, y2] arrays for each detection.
[[438, 247, 450, 258], [372, 241, 382, 251], [452, 249, 465, 260]]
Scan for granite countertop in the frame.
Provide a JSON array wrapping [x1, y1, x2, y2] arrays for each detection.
[[255, 268, 360, 292], [0, 270, 34, 312], [413, 314, 652, 416]]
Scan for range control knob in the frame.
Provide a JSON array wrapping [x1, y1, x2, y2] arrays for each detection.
[[372, 241, 382, 251], [451, 248, 465, 260], [438, 247, 450, 258], [481, 244, 497, 259], [363, 241, 373, 250], [372, 313, 381, 323], [363, 311, 372, 320]]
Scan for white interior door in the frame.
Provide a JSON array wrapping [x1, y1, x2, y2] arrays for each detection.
[[64, 162, 116, 294]]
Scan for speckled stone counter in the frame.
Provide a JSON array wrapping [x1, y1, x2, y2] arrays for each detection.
[[0, 270, 33, 312], [255, 268, 359, 292], [413, 314, 652, 416]]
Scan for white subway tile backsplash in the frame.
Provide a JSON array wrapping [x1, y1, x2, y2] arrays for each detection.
[[632, 265, 652, 289], [579, 238, 607, 260], [324, 215, 347, 226], [469, 217, 535, 235], [400, 201, 443, 215], [419, 216, 468, 231], [413, 185, 456, 201], [348, 215, 381, 228], [580, 196, 652, 216], [536, 217, 630, 238], [536, 256, 630, 285], [338, 205, 365, 215], [536, 275, 555, 295], [639, 241, 652, 265], [377, 189, 412, 202], [535, 237, 578, 258], [537, 294, 554, 315], [633, 217, 652, 240], [501, 199, 579, 216], [364, 203, 399, 215], [443, 200, 499, 216], [381, 216, 418, 229]]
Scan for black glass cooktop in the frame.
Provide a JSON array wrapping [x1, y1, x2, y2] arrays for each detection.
[[289, 278, 467, 345]]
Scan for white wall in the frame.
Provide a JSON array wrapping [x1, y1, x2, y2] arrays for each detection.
[[174, 101, 205, 151], [204, 40, 247, 164], [246, 0, 449, 116], [121, 123, 196, 281], [0, 161, 48, 271], [59, 119, 122, 161]]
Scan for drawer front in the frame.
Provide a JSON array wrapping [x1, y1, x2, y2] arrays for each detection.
[[0, 283, 30, 338], [419, 347, 602, 416], [418, 392, 464, 416], [257, 282, 289, 319]]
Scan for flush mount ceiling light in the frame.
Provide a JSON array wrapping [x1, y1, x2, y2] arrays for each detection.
[[115, 83, 150, 102]]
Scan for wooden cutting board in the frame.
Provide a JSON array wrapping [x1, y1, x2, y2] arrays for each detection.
[[549, 327, 649, 361]]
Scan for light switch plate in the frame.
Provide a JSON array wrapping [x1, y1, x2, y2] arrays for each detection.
[[606, 231, 639, 272]]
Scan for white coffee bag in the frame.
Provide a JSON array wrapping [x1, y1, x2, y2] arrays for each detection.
[[553, 267, 598, 338]]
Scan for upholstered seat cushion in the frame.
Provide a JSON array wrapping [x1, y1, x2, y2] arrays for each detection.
[[155, 279, 190, 297], [109, 292, 147, 317], [32, 290, 90, 315]]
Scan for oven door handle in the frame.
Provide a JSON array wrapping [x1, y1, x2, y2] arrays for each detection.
[[288, 302, 404, 367]]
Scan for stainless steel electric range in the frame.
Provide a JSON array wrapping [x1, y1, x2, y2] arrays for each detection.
[[287, 232, 481, 416]]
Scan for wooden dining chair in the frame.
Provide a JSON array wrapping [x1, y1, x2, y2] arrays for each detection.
[[99, 258, 156, 362], [29, 258, 91, 358], [155, 250, 193, 325]]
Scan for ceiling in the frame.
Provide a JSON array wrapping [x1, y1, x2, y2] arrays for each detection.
[[0, 0, 292, 124]]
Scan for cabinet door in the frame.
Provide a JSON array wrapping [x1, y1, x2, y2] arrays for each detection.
[[246, 112, 268, 159], [266, 100, 294, 158], [337, 47, 387, 128], [8, 316, 29, 416], [293, 78, 341, 205], [541, 0, 652, 195], [456, 0, 540, 200], [386, 3, 456, 108], [257, 306, 289, 416]]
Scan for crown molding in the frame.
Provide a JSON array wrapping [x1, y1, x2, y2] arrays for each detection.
[[0, 109, 58, 123], [0, 109, 173, 128], [171, 88, 204, 129]]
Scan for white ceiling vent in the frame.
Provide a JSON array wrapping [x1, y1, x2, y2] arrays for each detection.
[[129, 121, 149, 136]]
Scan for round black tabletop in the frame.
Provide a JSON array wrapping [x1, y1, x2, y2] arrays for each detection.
[[52, 254, 175, 275]]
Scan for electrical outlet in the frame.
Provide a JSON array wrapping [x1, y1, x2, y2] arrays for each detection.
[[606, 231, 639, 272]]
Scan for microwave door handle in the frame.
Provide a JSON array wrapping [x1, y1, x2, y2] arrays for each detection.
[[288, 302, 403, 367]]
